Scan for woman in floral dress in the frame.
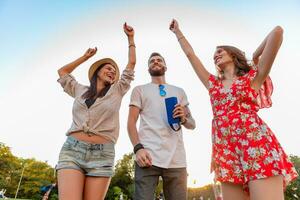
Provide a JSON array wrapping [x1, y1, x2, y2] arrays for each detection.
[[169, 19, 298, 200]]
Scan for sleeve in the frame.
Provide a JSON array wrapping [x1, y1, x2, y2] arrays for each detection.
[[180, 88, 189, 107], [57, 74, 86, 98], [248, 66, 273, 109], [115, 68, 135, 96], [129, 86, 142, 109], [208, 73, 218, 91]]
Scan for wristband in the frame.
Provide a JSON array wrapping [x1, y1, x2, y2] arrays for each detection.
[[134, 143, 144, 154]]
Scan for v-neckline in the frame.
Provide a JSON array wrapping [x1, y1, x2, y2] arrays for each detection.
[[80, 85, 115, 109], [220, 77, 238, 91]]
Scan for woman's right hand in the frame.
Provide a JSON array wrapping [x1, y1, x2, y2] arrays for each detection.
[[169, 19, 179, 34], [83, 47, 97, 60]]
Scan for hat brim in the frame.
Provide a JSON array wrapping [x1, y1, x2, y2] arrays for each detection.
[[88, 58, 120, 82]]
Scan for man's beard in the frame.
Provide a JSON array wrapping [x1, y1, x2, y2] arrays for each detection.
[[148, 68, 165, 77]]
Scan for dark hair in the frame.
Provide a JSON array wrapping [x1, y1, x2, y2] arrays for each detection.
[[148, 52, 166, 65], [217, 45, 251, 77], [82, 63, 111, 100]]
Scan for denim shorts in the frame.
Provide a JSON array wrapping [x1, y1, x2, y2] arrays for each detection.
[[56, 136, 115, 177]]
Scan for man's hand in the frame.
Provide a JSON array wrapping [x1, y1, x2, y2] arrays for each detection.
[[173, 104, 187, 124], [136, 149, 152, 167]]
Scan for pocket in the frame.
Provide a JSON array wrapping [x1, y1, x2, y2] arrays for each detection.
[[102, 145, 115, 158], [61, 140, 73, 150]]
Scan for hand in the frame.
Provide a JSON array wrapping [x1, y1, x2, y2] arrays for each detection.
[[83, 47, 97, 60], [173, 104, 187, 123], [124, 22, 134, 37], [169, 19, 179, 34], [136, 149, 152, 167]]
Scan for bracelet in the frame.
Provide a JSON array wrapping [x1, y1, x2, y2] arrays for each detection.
[[177, 36, 185, 41], [129, 44, 136, 48], [134, 143, 144, 154]]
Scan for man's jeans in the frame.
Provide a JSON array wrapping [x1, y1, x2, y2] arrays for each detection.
[[134, 163, 187, 200]]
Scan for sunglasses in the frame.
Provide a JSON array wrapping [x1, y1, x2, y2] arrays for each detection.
[[159, 84, 166, 97]]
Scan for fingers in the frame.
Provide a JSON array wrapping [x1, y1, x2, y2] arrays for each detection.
[[169, 18, 178, 32], [124, 22, 134, 33], [85, 47, 97, 58], [145, 152, 152, 164], [89, 47, 97, 55], [173, 104, 185, 118], [136, 150, 152, 167], [137, 156, 149, 167]]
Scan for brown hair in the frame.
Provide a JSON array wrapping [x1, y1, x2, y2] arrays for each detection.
[[82, 63, 111, 100], [148, 52, 166, 66], [216, 45, 251, 78]]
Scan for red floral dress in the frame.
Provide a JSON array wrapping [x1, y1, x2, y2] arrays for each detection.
[[208, 69, 298, 191]]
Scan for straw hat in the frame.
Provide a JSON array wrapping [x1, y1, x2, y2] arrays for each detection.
[[88, 58, 120, 82]]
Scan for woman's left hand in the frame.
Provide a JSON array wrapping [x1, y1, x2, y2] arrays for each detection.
[[124, 22, 134, 37], [173, 104, 187, 124]]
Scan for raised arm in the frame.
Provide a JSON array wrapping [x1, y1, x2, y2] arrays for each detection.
[[252, 26, 283, 91], [123, 22, 136, 71], [169, 19, 210, 89], [57, 47, 97, 77]]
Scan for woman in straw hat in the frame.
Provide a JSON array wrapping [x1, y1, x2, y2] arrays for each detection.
[[56, 22, 136, 200], [169, 19, 298, 200]]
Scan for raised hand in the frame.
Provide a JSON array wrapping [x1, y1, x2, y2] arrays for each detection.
[[123, 22, 134, 37], [83, 47, 97, 60], [169, 19, 179, 34]]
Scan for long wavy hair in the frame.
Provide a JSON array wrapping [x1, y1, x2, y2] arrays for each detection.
[[82, 63, 111, 100], [216, 45, 251, 79]]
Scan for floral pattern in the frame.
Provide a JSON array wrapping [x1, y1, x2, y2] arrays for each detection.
[[208, 69, 298, 191]]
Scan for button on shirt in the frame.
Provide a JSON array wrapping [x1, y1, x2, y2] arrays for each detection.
[[58, 69, 134, 143], [130, 83, 189, 168]]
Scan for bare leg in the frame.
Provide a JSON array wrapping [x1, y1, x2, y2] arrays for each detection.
[[57, 169, 85, 200], [83, 176, 111, 200], [249, 175, 284, 200], [221, 182, 249, 200]]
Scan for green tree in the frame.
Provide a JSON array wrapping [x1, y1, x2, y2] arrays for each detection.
[[285, 155, 300, 200], [17, 158, 56, 199], [0, 143, 23, 197], [0, 143, 56, 199], [106, 153, 134, 200], [188, 184, 215, 200]]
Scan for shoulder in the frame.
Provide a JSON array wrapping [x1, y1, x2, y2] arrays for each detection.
[[131, 84, 149, 95], [207, 74, 219, 89], [133, 83, 150, 91], [167, 84, 187, 95], [167, 83, 183, 90]]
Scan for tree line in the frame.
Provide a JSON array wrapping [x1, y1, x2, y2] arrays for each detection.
[[0, 143, 299, 199]]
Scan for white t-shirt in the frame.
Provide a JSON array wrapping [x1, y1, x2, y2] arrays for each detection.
[[130, 83, 189, 168]]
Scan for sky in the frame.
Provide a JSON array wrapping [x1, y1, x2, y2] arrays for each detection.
[[1, 0, 300, 187]]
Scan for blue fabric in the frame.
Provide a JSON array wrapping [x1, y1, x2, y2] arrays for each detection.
[[165, 97, 181, 131]]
